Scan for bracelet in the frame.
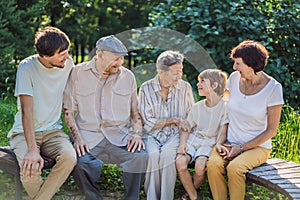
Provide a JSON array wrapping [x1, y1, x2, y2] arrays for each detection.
[[239, 144, 244, 154]]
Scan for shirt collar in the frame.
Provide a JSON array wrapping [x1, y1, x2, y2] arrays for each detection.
[[82, 57, 122, 79], [82, 58, 97, 72]]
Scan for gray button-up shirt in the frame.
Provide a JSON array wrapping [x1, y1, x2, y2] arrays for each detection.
[[63, 58, 138, 148]]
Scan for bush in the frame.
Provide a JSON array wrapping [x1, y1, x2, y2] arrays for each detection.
[[149, 0, 300, 107]]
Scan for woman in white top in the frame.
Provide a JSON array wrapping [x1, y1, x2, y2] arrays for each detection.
[[207, 40, 284, 200]]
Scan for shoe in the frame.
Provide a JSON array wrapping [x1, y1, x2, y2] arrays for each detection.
[[182, 192, 190, 200], [197, 191, 203, 200]]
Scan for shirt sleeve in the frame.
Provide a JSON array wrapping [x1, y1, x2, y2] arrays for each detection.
[[130, 74, 139, 113], [226, 71, 237, 92], [185, 83, 195, 118], [186, 108, 196, 129], [267, 80, 284, 107], [63, 67, 78, 111], [14, 63, 33, 97], [138, 84, 158, 132], [221, 101, 229, 125]]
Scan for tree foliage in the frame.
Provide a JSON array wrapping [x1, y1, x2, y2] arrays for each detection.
[[44, 0, 159, 64], [0, 0, 158, 96], [0, 0, 298, 107], [149, 0, 299, 106], [0, 0, 46, 96]]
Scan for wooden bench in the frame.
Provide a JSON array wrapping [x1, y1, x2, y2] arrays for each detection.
[[1, 147, 300, 200], [246, 158, 300, 200], [0, 146, 56, 200], [0, 146, 121, 200]]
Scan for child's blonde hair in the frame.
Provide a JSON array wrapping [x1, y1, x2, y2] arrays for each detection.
[[198, 69, 228, 96]]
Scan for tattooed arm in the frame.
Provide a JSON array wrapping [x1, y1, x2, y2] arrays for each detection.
[[64, 108, 89, 157]]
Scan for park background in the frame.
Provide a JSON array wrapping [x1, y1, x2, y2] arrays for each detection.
[[0, 0, 299, 199]]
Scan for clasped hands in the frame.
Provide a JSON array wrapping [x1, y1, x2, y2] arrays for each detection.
[[216, 143, 242, 160], [168, 118, 191, 132]]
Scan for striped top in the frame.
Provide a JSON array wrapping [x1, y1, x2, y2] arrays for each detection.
[[138, 75, 195, 143]]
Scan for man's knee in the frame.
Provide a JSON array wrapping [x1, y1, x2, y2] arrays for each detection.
[[58, 151, 77, 168], [73, 154, 103, 176], [21, 174, 43, 198]]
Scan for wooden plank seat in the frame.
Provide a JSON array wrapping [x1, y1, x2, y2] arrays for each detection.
[[246, 158, 300, 200], [0, 146, 56, 200], [0, 146, 119, 200], [1, 146, 300, 200]]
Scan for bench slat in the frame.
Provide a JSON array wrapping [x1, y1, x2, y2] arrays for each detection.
[[2, 147, 300, 200], [247, 158, 300, 200], [251, 169, 300, 177]]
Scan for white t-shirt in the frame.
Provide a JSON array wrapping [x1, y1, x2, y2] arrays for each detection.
[[227, 71, 284, 149], [9, 55, 74, 136], [187, 98, 228, 146]]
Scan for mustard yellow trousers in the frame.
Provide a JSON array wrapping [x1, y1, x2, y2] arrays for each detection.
[[207, 145, 270, 200]]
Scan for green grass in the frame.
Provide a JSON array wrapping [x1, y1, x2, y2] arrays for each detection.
[[271, 105, 300, 163], [0, 96, 299, 199], [0, 97, 16, 146]]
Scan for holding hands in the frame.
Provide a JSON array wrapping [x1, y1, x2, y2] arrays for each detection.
[[179, 119, 191, 133], [216, 143, 243, 160]]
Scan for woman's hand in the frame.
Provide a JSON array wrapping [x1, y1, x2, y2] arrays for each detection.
[[216, 143, 230, 159], [223, 144, 241, 159]]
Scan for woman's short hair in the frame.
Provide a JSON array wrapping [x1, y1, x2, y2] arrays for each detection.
[[230, 40, 269, 73], [156, 50, 184, 71], [34, 26, 70, 57], [198, 69, 228, 96]]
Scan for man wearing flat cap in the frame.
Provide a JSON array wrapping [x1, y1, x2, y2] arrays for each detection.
[[63, 35, 148, 200]]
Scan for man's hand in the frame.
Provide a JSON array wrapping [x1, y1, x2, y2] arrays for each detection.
[[73, 137, 90, 157], [64, 109, 89, 157], [127, 134, 145, 153], [177, 143, 188, 155], [21, 150, 44, 177]]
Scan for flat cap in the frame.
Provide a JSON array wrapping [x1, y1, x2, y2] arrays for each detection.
[[96, 35, 128, 56]]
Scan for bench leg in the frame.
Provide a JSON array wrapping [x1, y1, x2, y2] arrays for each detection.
[[14, 174, 22, 200]]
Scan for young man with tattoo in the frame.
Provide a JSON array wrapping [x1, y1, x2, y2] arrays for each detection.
[[63, 35, 148, 200]]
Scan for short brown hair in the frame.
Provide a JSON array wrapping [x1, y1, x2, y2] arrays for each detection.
[[34, 26, 70, 57], [198, 69, 228, 96], [230, 40, 269, 73]]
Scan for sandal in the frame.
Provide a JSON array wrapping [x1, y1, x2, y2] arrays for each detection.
[[182, 192, 190, 200]]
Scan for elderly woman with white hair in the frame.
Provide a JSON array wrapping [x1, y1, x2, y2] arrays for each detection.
[[139, 50, 195, 200]]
